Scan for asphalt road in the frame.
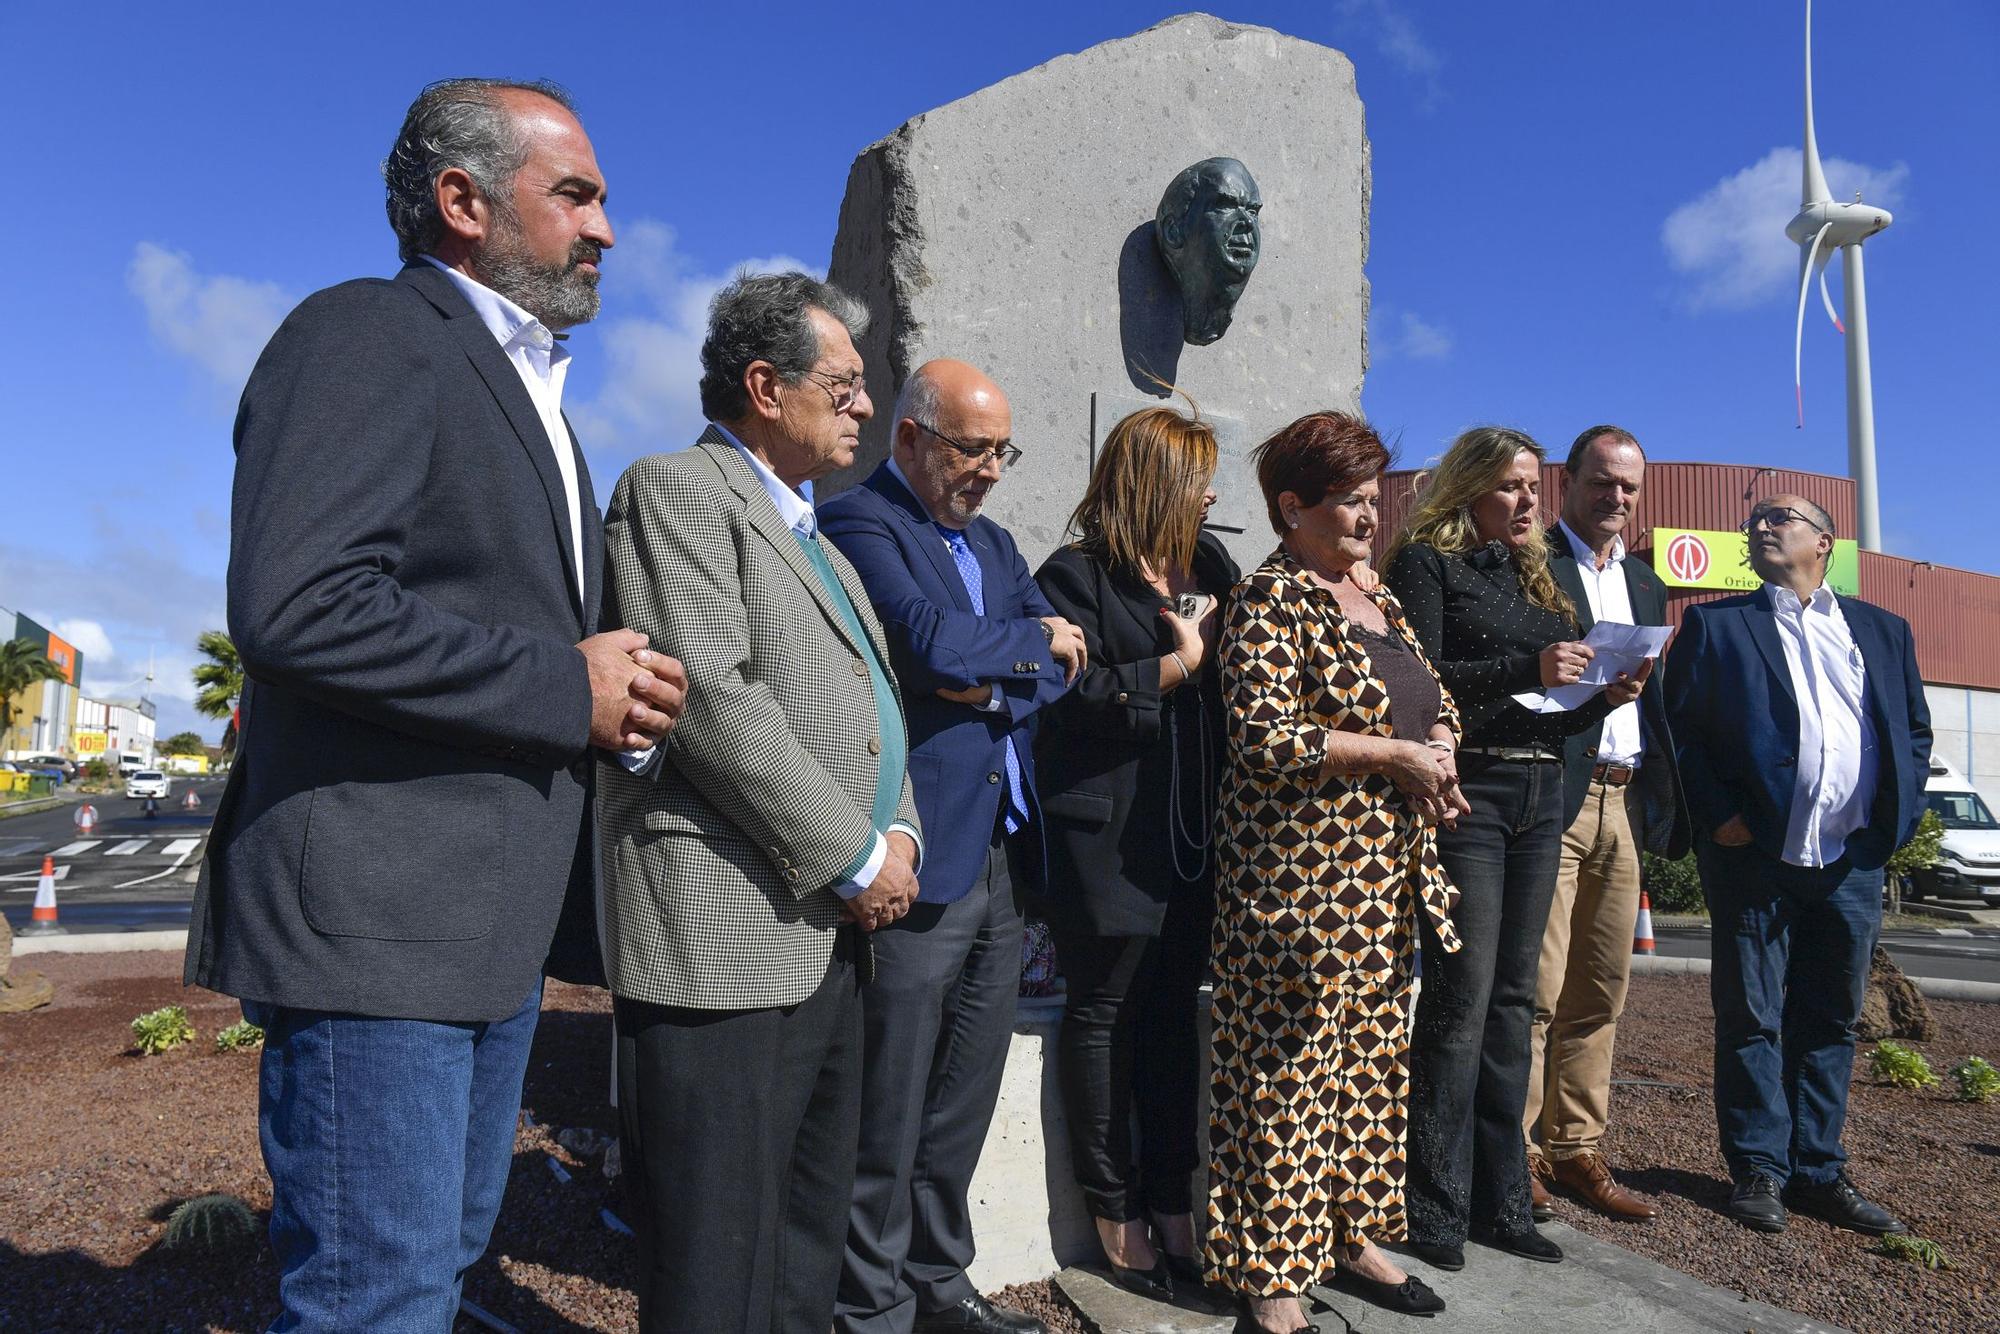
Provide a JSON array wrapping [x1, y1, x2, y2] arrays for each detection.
[[0, 778, 225, 931], [1656, 926, 2000, 986]]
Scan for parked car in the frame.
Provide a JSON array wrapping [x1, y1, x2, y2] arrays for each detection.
[[1906, 757, 2000, 905], [19, 754, 76, 781], [124, 770, 172, 800]]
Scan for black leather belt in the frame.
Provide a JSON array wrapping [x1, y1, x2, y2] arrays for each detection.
[[1462, 745, 1562, 764]]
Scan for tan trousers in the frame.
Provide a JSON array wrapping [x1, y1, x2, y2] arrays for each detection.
[[1524, 778, 1643, 1159]]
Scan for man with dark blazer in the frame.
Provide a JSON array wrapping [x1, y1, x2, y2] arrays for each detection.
[[184, 80, 683, 1329], [817, 360, 1080, 1334], [1665, 493, 1930, 1237], [1525, 427, 1689, 1223]]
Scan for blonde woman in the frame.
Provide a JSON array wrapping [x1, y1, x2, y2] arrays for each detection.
[[1382, 427, 1648, 1271], [1034, 403, 1237, 1298]]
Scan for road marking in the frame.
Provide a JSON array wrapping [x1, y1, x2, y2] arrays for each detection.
[[114, 834, 206, 890], [162, 838, 199, 857], [104, 839, 151, 856], [0, 838, 44, 856], [3, 865, 70, 888], [53, 840, 103, 856]]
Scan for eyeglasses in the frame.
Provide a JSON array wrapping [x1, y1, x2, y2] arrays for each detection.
[[1740, 505, 1829, 536], [913, 419, 1024, 472], [801, 369, 867, 413]]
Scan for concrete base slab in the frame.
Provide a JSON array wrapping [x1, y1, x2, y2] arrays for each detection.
[[1058, 1224, 1851, 1334]]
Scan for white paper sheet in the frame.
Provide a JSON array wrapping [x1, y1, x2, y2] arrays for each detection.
[[1510, 620, 1674, 714]]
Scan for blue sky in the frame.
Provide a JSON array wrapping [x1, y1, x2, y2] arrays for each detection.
[[3, 0, 1994, 743]]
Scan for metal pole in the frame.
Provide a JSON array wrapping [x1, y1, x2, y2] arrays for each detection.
[[1843, 242, 1882, 550]]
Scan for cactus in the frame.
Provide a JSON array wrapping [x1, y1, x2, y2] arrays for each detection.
[[131, 1005, 195, 1056], [1949, 1055, 1999, 1104], [1868, 1039, 1938, 1090], [214, 1019, 265, 1053], [162, 1194, 259, 1256]]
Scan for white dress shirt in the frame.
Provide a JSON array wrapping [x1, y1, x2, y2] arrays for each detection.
[[422, 257, 585, 603], [1558, 520, 1644, 767], [1765, 581, 1879, 867]]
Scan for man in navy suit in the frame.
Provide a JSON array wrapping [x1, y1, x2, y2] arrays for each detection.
[[1664, 493, 1930, 1238], [818, 360, 1083, 1334]]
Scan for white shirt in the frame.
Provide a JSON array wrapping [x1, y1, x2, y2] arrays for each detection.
[[422, 257, 585, 602], [1765, 581, 1879, 867], [1558, 520, 1644, 767]]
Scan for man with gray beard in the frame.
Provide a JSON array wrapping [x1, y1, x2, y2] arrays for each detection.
[[186, 78, 684, 1329]]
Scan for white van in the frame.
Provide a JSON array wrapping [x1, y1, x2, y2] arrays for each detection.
[[1908, 756, 2000, 905], [116, 753, 147, 776]]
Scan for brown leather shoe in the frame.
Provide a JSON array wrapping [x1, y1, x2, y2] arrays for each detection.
[[1529, 1155, 1555, 1221], [1551, 1150, 1657, 1221]]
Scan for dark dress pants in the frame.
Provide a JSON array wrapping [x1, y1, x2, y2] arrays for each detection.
[[836, 834, 1025, 1334], [1698, 837, 1882, 1187], [1407, 755, 1564, 1244], [1053, 885, 1211, 1223], [615, 931, 863, 1334]]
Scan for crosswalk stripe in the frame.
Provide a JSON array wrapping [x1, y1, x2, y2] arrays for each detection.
[[163, 838, 200, 857], [0, 838, 43, 857], [104, 839, 150, 856], [53, 840, 102, 856]]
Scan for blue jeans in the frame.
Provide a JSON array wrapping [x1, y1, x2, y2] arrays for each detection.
[[1407, 754, 1564, 1243], [1697, 838, 1881, 1187], [246, 983, 543, 1332]]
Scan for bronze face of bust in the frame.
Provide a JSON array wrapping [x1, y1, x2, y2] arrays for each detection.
[[1154, 158, 1262, 346]]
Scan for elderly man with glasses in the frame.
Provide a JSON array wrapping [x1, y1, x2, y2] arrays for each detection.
[[1664, 493, 1931, 1240], [816, 359, 1084, 1334]]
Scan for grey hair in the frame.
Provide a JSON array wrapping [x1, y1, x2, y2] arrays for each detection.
[[698, 271, 870, 423], [890, 366, 945, 434], [383, 78, 577, 263]]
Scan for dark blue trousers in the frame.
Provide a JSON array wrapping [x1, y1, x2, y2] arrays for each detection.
[[1697, 838, 1882, 1187]]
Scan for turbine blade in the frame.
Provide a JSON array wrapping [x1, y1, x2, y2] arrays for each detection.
[[1818, 256, 1846, 334], [1794, 222, 1833, 427], [1803, 0, 1833, 205]]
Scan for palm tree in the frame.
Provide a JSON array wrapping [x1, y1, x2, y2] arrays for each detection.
[[191, 630, 243, 753], [0, 638, 66, 755]]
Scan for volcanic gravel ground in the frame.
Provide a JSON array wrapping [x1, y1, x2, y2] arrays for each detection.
[[1, 953, 1991, 1332]]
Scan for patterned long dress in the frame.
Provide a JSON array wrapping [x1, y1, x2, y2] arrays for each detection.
[[1203, 550, 1464, 1298]]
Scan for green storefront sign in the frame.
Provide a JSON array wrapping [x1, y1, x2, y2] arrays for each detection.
[[1651, 527, 1858, 596]]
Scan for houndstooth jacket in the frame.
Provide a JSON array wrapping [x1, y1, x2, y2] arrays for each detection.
[[597, 430, 920, 1009]]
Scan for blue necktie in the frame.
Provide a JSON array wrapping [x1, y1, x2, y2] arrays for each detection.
[[940, 527, 1028, 834]]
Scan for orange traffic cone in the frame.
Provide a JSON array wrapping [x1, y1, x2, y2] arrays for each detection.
[[75, 802, 97, 835], [20, 856, 65, 937], [1632, 888, 1656, 956]]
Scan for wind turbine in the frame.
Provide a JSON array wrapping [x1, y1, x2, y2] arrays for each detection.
[[1787, 0, 1892, 551]]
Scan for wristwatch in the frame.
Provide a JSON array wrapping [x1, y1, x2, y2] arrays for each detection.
[[1040, 620, 1055, 644]]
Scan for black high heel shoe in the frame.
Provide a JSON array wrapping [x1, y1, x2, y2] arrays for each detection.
[[1231, 1298, 1314, 1334]]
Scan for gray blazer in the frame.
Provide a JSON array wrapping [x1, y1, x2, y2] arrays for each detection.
[[598, 431, 920, 1010], [185, 263, 601, 1024]]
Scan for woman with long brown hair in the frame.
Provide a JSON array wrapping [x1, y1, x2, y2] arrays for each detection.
[[1383, 426, 1647, 1271], [1034, 402, 1237, 1298]]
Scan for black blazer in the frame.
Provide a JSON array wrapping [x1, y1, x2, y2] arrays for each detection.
[[1033, 532, 1240, 936], [185, 262, 604, 1022], [1664, 588, 1932, 872], [1545, 525, 1691, 858]]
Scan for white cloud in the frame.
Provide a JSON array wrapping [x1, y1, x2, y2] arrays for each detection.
[[1370, 305, 1453, 362], [53, 618, 115, 665], [570, 220, 817, 465], [1661, 147, 1910, 311], [1335, 0, 1444, 106], [127, 241, 294, 394]]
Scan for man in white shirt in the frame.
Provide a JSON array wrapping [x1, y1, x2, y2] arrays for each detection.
[[1665, 493, 1931, 1238], [191, 79, 685, 1329], [1526, 427, 1687, 1223]]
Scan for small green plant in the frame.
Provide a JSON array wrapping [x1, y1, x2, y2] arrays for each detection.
[[161, 1194, 259, 1256], [1949, 1055, 2000, 1104], [1869, 1039, 1939, 1090], [1641, 851, 1706, 915], [1877, 1232, 1953, 1270], [131, 1005, 195, 1056], [213, 1019, 265, 1053]]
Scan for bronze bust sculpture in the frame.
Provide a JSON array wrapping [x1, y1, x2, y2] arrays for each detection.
[[1154, 158, 1262, 346]]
